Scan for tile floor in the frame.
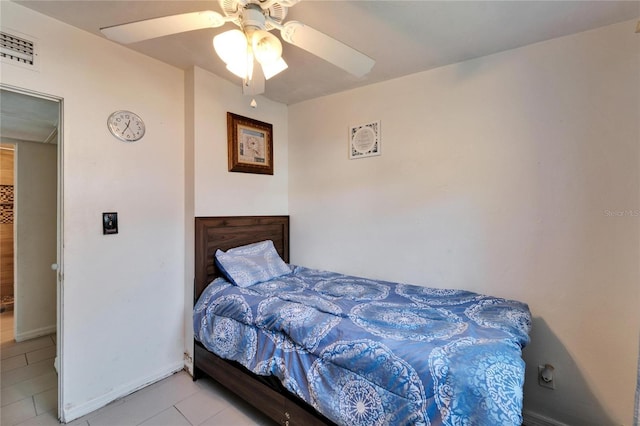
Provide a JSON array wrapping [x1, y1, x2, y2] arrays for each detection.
[[1, 311, 276, 426]]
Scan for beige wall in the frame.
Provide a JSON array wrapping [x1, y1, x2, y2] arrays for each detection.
[[1, 2, 186, 421], [14, 141, 57, 341], [289, 20, 639, 426], [191, 66, 289, 217], [3, 1, 637, 424], [182, 66, 289, 372]]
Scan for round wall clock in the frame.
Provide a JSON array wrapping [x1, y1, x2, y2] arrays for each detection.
[[107, 110, 145, 142]]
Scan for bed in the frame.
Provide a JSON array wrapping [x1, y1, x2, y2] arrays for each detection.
[[193, 216, 532, 426]]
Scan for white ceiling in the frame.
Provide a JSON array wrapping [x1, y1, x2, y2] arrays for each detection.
[[0, 89, 59, 144], [10, 1, 640, 105]]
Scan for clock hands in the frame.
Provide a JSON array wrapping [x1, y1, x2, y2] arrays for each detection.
[[108, 111, 145, 142]]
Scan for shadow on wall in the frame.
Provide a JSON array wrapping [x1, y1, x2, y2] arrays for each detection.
[[522, 317, 614, 425]]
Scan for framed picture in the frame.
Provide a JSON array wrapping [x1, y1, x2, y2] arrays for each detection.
[[227, 112, 273, 175], [349, 120, 381, 159]]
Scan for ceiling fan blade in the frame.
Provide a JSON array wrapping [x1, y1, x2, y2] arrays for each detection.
[[101, 11, 228, 44], [279, 21, 374, 77]]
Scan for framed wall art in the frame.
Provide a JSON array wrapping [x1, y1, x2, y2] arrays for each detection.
[[227, 112, 273, 175], [349, 120, 380, 159]]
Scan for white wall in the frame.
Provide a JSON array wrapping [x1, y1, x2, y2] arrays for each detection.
[[183, 66, 289, 371], [1, 2, 186, 421], [2, 1, 636, 424], [15, 141, 57, 341], [191, 66, 289, 216], [289, 20, 639, 426]]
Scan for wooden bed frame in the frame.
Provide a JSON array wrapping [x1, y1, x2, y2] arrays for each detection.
[[193, 216, 335, 426]]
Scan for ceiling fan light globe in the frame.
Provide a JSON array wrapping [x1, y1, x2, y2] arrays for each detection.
[[213, 29, 248, 65], [226, 63, 247, 79], [252, 30, 282, 65], [225, 52, 253, 79], [262, 57, 288, 80]]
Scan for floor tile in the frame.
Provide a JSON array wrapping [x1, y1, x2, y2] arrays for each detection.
[[138, 407, 191, 426], [175, 387, 228, 425], [2, 359, 55, 388], [1, 336, 54, 360], [2, 371, 57, 407], [34, 388, 57, 415], [197, 378, 277, 426], [2, 354, 27, 372], [26, 346, 56, 365], [200, 405, 263, 426], [67, 397, 126, 424], [88, 372, 200, 426], [13, 410, 61, 426], [65, 418, 90, 426], [126, 370, 194, 398], [1, 397, 37, 426]]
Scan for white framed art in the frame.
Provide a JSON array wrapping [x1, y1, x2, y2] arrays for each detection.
[[349, 120, 380, 159]]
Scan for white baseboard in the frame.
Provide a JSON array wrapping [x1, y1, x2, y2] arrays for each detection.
[[523, 410, 569, 426], [15, 324, 56, 342], [61, 361, 184, 423]]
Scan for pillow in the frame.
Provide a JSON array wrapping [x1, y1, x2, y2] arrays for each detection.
[[215, 240, 291, 287]]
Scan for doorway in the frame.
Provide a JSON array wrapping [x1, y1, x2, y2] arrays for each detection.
[[0, 85, 63, 422]]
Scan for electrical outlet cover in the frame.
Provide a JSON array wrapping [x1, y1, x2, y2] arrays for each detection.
[[538, 365, 555, 389]]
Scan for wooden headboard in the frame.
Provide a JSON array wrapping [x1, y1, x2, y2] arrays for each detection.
[[194, 216, 290, 302]]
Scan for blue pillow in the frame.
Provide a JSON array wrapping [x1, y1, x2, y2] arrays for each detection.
[[215, 240, 291, 287]]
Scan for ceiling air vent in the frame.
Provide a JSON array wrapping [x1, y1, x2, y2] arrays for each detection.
[[0, 31, 36, 66]]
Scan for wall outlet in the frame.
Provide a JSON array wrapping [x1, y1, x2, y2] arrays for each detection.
[[538, 364, 555, 389]]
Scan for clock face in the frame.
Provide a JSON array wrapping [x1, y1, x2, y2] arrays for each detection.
[[107, 110, 145, 142]]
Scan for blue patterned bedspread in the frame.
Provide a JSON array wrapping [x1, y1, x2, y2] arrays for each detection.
[[194, 266, 531, 426]]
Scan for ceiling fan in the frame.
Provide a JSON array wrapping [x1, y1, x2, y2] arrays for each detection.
[[101, 0, 375, 97]]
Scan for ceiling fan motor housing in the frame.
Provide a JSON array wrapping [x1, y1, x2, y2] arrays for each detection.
[[220, 0, 288, 31], [242, 4, 267, 32]]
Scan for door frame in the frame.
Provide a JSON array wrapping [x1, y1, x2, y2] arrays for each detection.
[[1, 83, 64, 420]]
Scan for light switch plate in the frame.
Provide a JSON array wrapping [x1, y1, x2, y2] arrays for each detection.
[[103, 212, 118, 235]]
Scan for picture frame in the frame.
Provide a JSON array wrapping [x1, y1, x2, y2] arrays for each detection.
[[349, 120, 381, 159], [227, 112, 274, 175]]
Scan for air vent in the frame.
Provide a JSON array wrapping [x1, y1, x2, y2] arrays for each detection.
[[1, 31, 35, 66]]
